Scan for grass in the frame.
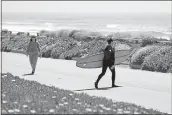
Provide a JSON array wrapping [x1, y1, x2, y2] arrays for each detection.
[[1, 72, 166, 114]]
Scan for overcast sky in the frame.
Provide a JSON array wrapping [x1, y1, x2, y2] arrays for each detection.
[[2, 1, 171, 13]]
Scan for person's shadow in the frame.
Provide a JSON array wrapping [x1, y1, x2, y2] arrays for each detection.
[[23, 73, 34, 76], [73, 85, 122, 91]]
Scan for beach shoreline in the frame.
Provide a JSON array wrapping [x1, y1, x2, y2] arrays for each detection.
[[2, 28, 171, 41], [2, 11, 171, 40]]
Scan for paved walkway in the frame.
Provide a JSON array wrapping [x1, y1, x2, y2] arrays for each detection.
[[2, 52, 171, 113]]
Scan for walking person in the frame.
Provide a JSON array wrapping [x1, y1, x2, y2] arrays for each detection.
[[26, 36, 41, 74], [95, 38, 117, 89]]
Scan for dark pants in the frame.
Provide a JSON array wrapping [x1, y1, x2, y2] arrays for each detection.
[[96, 61, 116, 85]]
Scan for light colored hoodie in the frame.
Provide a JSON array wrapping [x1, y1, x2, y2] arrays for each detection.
[[26, 38, 40, 55], [26, 38, 40, 72]]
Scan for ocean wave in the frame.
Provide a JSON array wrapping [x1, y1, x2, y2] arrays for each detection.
[[44, 23, 53, 26], [106, 24, 119, 28], [56, 26, 79, 30], [2, 23, 171, 40], [3, 21, 35, 25], [105, 24, 172, 35]]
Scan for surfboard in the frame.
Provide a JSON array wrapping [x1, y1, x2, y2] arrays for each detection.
[[76, 49, 132, 68]]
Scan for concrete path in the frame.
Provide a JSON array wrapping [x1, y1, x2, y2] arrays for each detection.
[[1, 52, 171, 113]]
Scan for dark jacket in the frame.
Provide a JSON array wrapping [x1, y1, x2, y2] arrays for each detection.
[[103, 45, 115, 66]]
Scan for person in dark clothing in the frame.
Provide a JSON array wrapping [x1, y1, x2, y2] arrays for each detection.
[[95, 38, 117, 89]]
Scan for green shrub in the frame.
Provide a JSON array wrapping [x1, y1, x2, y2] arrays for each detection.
[[1, 38, 10, 51], [39, 30, 58, 38], [75, 42, 90, 56], [86, 40, 131, 56], [129, 45, 162, 69], [68, 30, 80, 37], [114, 43, 131, 51], [51, 47, 66, 59], [87, 31, 102, 39], [37, 37, 55, 47], [51, 38, 77, 59], [71, 30, 101, 41], [57, 29, 73, 37], [88, 40, 106, 55], [141, 46, 172, 73], [114, 38, 128, 43], [1, 46, 11, 52], [141, 37, 159, 47], [72, 31, 88, 41], [156, 41, 172, 46], [61, 46, 83, 59], [41, 44, 57, 58], [112, 32, 131, 39], [1, 37, 29, 53]]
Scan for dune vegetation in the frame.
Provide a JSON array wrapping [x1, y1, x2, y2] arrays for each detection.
[[1, 29, 133, 59], [1, 72, 166, 114], [1, 29, 172, 73], [141, 46, 172, 73], [129, 45, 172, 72]]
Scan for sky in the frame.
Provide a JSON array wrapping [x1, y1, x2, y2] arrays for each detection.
[[2, 1, 172, 13]]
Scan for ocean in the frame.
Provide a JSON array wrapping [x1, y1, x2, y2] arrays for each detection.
[[2, 12, 172, 39]]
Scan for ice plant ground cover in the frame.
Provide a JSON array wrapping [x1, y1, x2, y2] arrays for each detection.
[[1, 73, 166, 114]]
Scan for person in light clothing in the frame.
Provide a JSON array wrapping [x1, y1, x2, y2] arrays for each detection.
[[26, 36, 41, 74]]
